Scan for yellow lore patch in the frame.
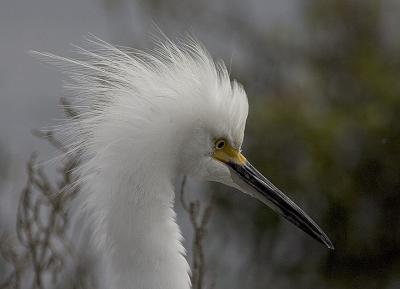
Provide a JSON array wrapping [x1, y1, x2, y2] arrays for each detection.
[[213, 142, 246, 166]]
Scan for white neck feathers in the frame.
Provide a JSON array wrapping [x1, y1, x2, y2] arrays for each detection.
[[85, 166, 190, 289]]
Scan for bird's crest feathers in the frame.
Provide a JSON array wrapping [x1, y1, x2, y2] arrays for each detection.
[[31, 34, 248, 170]]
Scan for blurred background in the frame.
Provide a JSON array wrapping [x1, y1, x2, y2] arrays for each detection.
[[1, 0, 400, 289]]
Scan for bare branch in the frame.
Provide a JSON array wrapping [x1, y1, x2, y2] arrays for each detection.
[[0, 99, 82, 289], [180, 177, 214, 289]]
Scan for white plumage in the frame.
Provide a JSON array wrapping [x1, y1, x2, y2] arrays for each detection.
[[32, 34, 332, 289]]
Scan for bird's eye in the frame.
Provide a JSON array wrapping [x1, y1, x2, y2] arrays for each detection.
[[215, 139, 226, 150]]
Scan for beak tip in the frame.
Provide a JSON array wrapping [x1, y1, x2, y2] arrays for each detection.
[[326, 243, 335, 250], [327, 242, 335, 250]]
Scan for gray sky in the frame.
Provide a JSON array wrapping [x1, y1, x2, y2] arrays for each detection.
[[0, 0, 109, 228], [0, 0, 108, 165]]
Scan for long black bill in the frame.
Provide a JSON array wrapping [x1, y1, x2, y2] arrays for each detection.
[[228, 160, 334, 250]]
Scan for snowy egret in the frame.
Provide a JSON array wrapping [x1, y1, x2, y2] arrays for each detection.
[[33, 35, 333, 289]]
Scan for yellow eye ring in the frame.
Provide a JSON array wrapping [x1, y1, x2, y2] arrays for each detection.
[[215, 139, 226, 150]]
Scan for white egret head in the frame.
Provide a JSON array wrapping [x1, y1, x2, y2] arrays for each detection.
[[32, 35, 333, 250]]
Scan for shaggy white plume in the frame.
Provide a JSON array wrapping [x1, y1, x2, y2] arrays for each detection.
[[31, 35, 248, 289]]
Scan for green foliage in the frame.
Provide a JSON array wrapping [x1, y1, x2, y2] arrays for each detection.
[[216, 0, 400, 288]]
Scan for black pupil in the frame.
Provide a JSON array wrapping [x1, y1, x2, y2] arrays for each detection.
[[217, 141, 225, 149]]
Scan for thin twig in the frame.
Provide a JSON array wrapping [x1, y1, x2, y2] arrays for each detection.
[[180, 176, 214, 289]]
